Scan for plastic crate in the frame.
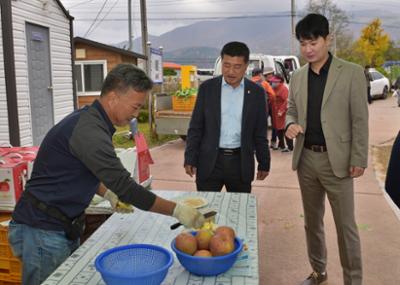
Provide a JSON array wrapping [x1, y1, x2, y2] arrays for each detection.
[[172, 95, 197, 112], [0, 279, 20, 285], [0, 258, 21, 277], [0, 244, 12, 258]]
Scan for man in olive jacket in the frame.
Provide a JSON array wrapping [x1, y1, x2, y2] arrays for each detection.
[[286, 14, 368, 285]]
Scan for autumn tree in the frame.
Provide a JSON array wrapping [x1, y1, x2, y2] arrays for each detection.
[[353, 18, 390, 67], [384, 40, 400, 61]]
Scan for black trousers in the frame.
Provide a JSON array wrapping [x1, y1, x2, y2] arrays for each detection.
[[277, 129, 293, 150], [196, 152, 251, 193]]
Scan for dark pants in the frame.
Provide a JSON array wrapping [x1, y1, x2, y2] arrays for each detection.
[[277, 129, 293, 150], [367, 87, 372, 104], [196, 151, 251, 193]]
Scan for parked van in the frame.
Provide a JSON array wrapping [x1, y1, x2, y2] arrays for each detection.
[[213, 54, 300, 83], [197, 68, 214, 82]]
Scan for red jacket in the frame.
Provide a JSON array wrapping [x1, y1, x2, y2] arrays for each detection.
[[271, 83, 288, 130]]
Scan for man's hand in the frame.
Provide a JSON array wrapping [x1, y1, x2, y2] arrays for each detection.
[[349, 166, 365, 178], [257, 170, 269, 180], [172, 203, 205, 228], [103, 189, 134, 213], [184, 165, 197, 177], [285, 124, 304, 139]]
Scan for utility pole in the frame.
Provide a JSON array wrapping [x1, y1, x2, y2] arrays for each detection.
[[291, 0, 296, 55], [128, 0, 132, 51], [140, 0, 149, 73]]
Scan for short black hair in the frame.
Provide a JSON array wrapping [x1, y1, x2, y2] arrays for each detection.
[[100, 63, 153, 97], [220, 41, 250, 63], [295, 13, 329, 41]]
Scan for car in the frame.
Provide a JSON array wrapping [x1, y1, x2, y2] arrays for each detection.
[[368, 68, 390, 99]]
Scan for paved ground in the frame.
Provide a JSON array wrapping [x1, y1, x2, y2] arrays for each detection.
[[149, 96, 400, 285]]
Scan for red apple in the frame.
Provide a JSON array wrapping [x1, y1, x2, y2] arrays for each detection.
[[215, 226, 235, 240], [175, 232, 197, 255], [209, 234, 235, 256]]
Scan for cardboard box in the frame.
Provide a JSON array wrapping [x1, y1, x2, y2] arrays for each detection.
[[0, 157, 27, 209]]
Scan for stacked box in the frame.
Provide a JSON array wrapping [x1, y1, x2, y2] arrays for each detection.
[[0, 215, 21, 284]]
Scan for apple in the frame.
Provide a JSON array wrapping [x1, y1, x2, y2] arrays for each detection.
[[175, 232, 197, 255], [209, 234, 235, 256], [193, 249, 212, 257], [215, 226, 235, 240], [0, 179, 10, 192], [195, 229, 213, 250]]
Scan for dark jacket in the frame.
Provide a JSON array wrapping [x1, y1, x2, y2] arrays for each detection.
[[13, 100, 156, 231], [184, 76, 270, 183], [385, 131, 400, 208]]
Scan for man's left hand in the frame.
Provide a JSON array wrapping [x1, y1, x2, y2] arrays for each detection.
[[349, 166, 365, 178], [257, 170, 269, 180]]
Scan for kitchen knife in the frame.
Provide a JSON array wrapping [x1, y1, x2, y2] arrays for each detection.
[[170, 210, 217, 230]]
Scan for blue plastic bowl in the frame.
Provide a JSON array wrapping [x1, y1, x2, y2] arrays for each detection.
[[95, 244, 173, 285], [171, 232, 243, 276]]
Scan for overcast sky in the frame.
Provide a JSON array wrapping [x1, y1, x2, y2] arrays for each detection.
[[61, 0, 400, 45]]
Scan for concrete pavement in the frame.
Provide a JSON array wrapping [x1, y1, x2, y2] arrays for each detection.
[[149, 95, 400, 285]]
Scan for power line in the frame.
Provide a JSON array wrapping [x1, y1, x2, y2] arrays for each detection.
[[83, 0, 109, 37], [86, 0, 121, 37]]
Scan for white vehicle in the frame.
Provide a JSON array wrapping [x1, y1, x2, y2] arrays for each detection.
[[213, 54, 300, 83], [368, 68, 390, 99], [197, 68, 214, 82], [274, 55, 300, 74]]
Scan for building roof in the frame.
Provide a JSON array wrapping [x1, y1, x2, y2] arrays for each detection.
[[74, 37, 147, 60], [163, 62, 181, 70], [55, 0, 74, 20]]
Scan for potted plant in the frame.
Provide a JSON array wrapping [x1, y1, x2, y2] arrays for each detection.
[[172, 87, 197, 111]]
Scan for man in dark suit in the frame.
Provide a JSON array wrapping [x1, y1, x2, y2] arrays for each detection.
[[184, 41, 270, 193]]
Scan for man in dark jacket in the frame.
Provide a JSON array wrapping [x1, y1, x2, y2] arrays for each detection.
[[184, 41, 270, 193], [385, 131, 400, 208], [8, 64, 204, 285]]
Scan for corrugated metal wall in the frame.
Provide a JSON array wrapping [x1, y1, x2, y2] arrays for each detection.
[[11, 0, 73, 146]]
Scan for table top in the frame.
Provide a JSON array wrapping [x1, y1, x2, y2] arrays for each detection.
[[43, 191, 259, 285]]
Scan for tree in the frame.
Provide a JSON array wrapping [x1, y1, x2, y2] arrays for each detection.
[[384, 40, 400, 61], [353, 18, 390, 67], [305, 0, 351, 55]]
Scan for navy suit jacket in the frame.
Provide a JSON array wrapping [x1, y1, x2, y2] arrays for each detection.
[[184, 76, 270, 183]]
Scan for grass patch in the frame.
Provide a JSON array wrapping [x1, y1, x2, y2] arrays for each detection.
[[374, 145, 393, 175], [112, 122, 179, 149]]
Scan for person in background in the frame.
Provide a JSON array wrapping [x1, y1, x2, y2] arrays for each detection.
[[364, 65, 373, 104], [269, 75, 293, 152], [251, 66, 275, 117], [286, 14, 368, 285], [263, 67, 278, 149], [385, 131, 400, 208], [184, 41, 270, 193], [392, 75, 400, 107], [8, 64, 205, 285]]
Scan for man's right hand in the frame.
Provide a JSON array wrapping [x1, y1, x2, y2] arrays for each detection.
[[184, 165, 197, 177], [285, 123, 304, 139], [172, 203, 205, 228]]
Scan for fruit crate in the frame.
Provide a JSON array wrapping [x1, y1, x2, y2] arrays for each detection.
[[172, 95, 197, 112], [0, 278, 20, 285], [0, 214, 21, 284], [0, 258, 21, 277]]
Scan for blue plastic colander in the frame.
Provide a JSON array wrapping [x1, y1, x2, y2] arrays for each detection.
[[95, 244, 173, 285]]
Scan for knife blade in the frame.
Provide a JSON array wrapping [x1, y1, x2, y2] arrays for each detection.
[[170, 210, 217, 230]]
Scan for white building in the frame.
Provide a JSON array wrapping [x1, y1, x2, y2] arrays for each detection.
[[0, 0, 75, 146]]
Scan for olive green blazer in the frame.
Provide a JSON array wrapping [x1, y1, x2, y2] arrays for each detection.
[[286, 56, 369, 178]]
